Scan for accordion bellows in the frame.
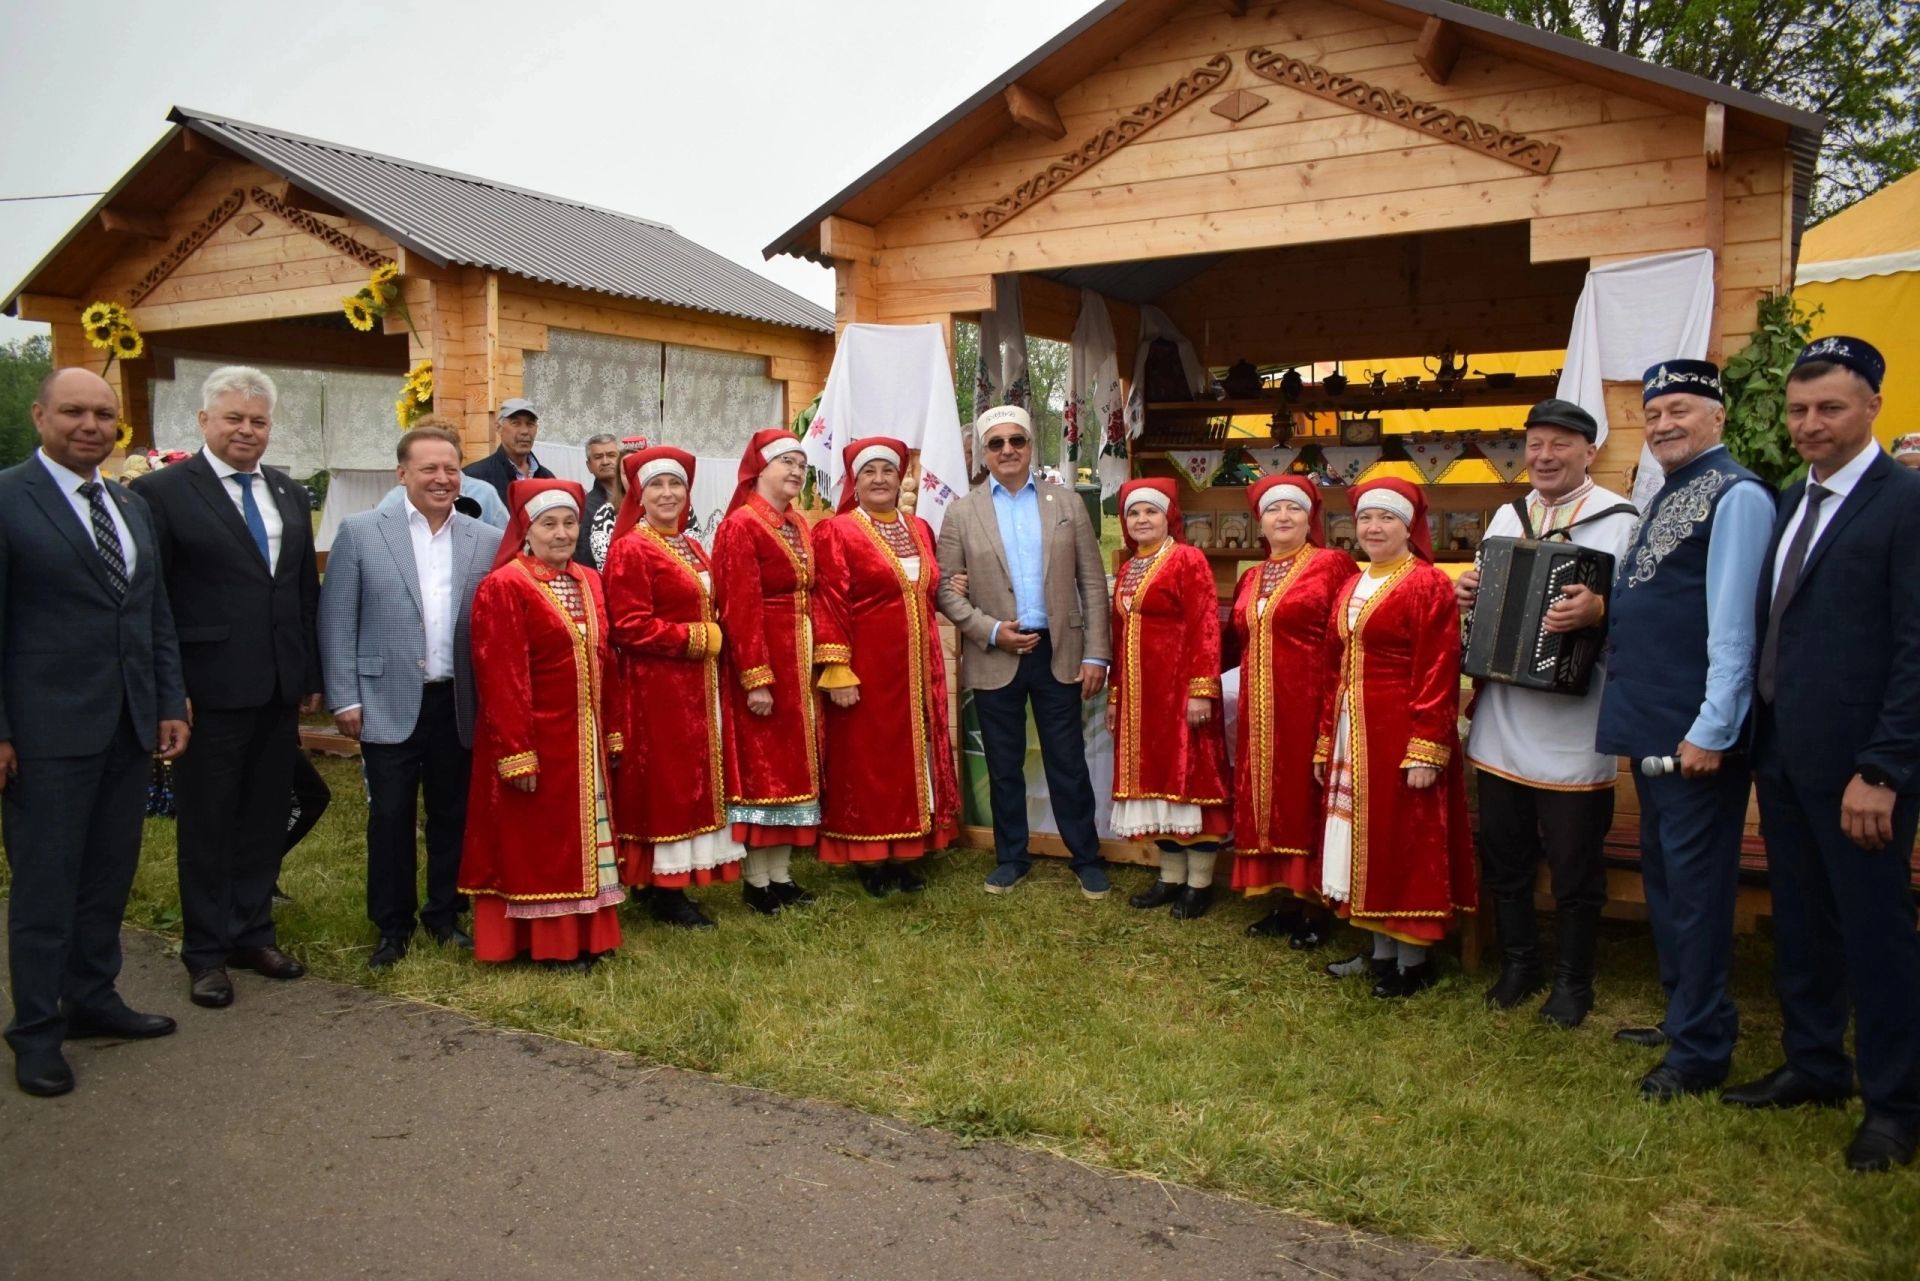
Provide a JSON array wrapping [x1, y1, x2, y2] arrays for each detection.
[[1463, 537, 1615, 696]]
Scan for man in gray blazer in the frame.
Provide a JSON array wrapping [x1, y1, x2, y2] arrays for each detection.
[[1, 369, 190, 1097], [936, 405, 1112, 898], [319, 425, 491, 970]]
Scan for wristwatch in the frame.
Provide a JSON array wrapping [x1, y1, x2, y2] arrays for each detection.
[[1857, 764, 1895, 790]]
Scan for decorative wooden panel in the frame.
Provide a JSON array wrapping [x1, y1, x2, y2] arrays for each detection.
[[1245, 47, 1560, 174], [126, 189, 246, 305], [971, 54, 1233, 237], [248, 186, 391, 269]]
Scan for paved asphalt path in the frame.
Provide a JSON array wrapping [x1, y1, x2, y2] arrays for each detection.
[[0, 925, 1525, 1280]]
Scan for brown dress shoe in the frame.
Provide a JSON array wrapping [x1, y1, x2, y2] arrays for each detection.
[[189, 968, 235, 1009], [228, 946, 306, 980]]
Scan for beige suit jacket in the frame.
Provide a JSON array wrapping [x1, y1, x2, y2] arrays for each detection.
[[935, 476, 1112, 690]]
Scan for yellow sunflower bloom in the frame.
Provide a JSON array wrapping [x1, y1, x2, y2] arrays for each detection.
[[371, 263, 398, 286], [86, 322, 118, 348], [81, 303, 113, 330], [343, 296, 377, 331], [112, 329, 144, 360], [395, 396, 414, 429], [104, 302, 130, 325], [115, 421, 134, 450]]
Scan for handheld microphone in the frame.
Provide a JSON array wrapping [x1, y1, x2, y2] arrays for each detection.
[[1640, 755, 1679, 777]]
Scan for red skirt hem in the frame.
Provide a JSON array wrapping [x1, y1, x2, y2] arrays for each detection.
[[816, 824, 954, 865], [1231, 852, 1320, 895], [617, 840, 743, 890], [473, 897, 622, 963], [1332, 904, 1453, 944], [732, 822, 818, 848]]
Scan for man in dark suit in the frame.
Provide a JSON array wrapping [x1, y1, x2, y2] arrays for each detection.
[[320, 425, 493, 970], [132, 366, 320, 1010], [1721, 336, 1920, 1172], [461, 398, 551, 506], [1, 368, 190, 1097]]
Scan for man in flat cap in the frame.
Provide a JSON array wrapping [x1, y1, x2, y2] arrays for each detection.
[[1458, 399, 1639, 1029], [936, 405, 1113, 900], [463, 398, 553, 507], [1723, 336, 1920, 1172], [1595, 359, 1775, 1101]]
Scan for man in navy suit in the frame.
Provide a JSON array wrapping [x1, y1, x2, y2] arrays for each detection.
[[1722, 336, 1920, 1172], [1, 368, 190, 1096]]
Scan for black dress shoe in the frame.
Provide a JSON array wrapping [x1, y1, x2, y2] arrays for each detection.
[[894, 863, 927, 893], [1615, 1024, 1669, 1048], [1246, 906, 1302, 938], [855, 864, 897, 898], [228, 946, 306, 980], [1373, 961, 1438, 999], [1638, 1062, 1721, 1102], [15, 1049, 75, 1098], [426, 923, 474, 949], [189, 968, 235, 1009], [769, 879, 815, 907], [538, 955, 599, 973], [1129, 880, 1182, 910], [1722, 1064, 1854, 1110], [743, 882, 783, 915], [66, 1005, 177, 1040], [368, 937, 409, 971], [650, 888, 717, 929], [1287, 916, 1332, 951], [1170, 884, 1215, 921], [1846, 1115, 1918, 1173]]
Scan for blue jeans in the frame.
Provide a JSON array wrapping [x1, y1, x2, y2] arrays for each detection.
[[970, 633, 1102, 872]]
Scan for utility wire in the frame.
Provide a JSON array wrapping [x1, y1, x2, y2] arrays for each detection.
[[0, 192, 106, 203]]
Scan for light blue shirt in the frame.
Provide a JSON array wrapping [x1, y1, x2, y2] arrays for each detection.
[[1689, 471, 1774, 750], [989, 472, 1047, 634]]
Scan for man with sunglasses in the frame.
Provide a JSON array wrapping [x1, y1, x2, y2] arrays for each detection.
[[936, 406, 1112, 899]]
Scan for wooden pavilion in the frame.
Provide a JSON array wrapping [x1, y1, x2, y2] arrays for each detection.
[[5, 108, 835, 474], [767, 0, 1832, 916]]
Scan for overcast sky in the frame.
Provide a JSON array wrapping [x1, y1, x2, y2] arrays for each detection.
[[0, 0, 1098, 345]]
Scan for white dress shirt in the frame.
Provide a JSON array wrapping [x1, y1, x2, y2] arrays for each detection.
[[407, 497, 457, 681], [38, 448, 137, 578], [1770, 440, 1879, 598], [202, 446, 285, 573]]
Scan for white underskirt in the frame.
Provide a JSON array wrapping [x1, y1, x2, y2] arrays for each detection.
[[651, 826, 746, 875], [1111, 797, 1204, 838]]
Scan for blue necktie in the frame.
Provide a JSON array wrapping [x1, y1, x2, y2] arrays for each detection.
[[234, 472, 271, 568]]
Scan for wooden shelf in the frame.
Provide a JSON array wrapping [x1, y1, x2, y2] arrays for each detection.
[[1145, 375, 1559, 424]]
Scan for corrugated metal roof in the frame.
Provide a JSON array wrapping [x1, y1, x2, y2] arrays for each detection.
[[172, 108, 832, 334]]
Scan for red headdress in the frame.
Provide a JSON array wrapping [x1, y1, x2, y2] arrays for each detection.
[[610, 445, 697, 544], [1247, 474, 1325, 548], [1347, 476, 1434, 562], [1116, 477, 1184, 553], [494, 478, 587, 571], [836, 435, 910, 515], [727, 427, 807, 514]]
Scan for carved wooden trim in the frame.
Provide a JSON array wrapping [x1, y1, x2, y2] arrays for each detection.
[[972, 54, 1234, 236], [127, 189, 245, 306], [248, 186, 390, 269], [1244, 48, 1559, 174]]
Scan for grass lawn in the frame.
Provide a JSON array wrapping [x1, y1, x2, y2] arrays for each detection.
[[52, 756, 1920, 1278]]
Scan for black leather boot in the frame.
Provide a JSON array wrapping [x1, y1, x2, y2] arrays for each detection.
[[1170, 884, 1214, 920], [650, 888, 717, 929], [1483, 897, 1545, 1009], [1539, 907, 1599, 1028], [1129, 880, 1182, 910]]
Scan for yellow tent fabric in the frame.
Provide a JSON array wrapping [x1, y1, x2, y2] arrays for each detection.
[[1795, 170, 1920, 446]]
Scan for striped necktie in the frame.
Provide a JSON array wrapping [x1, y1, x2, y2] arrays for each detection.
[[78, 480, 129, 597]]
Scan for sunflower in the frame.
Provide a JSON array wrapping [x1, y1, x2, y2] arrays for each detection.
[[394, 395, 414, 429], [86, 321, 118, 348], [81, 302, 113, 330], [343, 295, 377, 331], [371, 280, 397, 305], [371, 263, 398, 286], [112, 329, 144, 360], [114, 420, 134, 450], [104, 302, 130, 326]]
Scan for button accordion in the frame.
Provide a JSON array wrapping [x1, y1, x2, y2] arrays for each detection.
[[1463, 537, 1614, 695]]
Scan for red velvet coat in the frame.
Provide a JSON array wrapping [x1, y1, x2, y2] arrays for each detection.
[[811, 510, 959, 856], [1316, 558, 1477, 930], [603, 523, 726, 860], [459, 557, 618, 901], [1230, 548, 1358, 889], [711, 492, 820, 808], [1110, 541, 1229, 811]]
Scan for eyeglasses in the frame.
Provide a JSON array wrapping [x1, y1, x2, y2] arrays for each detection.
[[984, 435, 1029, 453]]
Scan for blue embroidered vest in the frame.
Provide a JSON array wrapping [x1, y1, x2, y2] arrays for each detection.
[[1595, 446, 1761, 757]]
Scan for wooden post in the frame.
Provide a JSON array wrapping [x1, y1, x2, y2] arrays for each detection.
[[1702, 106, 1727, 363], [1003, 83, 1066, 140], [821, 216, 880, 333], [1414, 15, 1462, 85]]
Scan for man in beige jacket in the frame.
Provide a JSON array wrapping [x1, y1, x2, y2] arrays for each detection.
[[936, 406, 1112, 898]]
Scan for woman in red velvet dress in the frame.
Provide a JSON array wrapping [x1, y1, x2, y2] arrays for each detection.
[[603, 446, 744, 929], [1313, 477, 1476, 998], [1230, 475, 1357, 948], [459, 479, 623, 970], [711, 427, 820, 909], [1107, 478, 1230, 920], [812, 437, 960, 896]]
